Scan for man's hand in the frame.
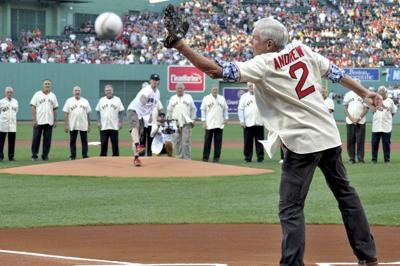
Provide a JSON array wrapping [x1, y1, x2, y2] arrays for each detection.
[[190, 122, 195, 128], [240, 123, 245, 128], [119, 121, 123, 130], [97, 122, 102, 130], [53, 121, 57, 128], [364, 91, 383, 111], [33, 120, 38, 128], [64, 125, 69, 133], [163, 4, 189, 48], [203, 122, 207, 129]]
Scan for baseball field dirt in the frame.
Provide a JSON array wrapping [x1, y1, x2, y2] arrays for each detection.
[[0, 224, 398, 266], [0, 156, 272, 178]]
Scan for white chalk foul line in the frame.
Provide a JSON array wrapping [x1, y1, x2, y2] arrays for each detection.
[[0, 249, 139, 265], [0, 249, 227, 266]]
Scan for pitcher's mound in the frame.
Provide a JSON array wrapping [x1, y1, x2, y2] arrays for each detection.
[[0, 157, 273, 178]]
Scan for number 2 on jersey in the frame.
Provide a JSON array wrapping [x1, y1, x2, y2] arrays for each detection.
[[289, 61, 315, 99]]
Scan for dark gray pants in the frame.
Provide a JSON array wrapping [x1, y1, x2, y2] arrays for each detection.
[[70, 130, 88, 159], [371, 132, 391, 162], [31, 124, 53, 160], [100, 130, 119, 156], [0, 132, 16, 160], [346, 123, 365, 162], [279, 146, 376, 266], [203, 128, 223, 162], [243, 125, 264, 162]]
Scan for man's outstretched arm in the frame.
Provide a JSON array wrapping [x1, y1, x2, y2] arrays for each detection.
[[174, 40, 222, 79]]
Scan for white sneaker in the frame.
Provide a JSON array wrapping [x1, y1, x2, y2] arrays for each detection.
[[279, 159, 284, 164]]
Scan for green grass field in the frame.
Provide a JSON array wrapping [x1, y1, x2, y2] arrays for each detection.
[[0, 123, 399, 228]]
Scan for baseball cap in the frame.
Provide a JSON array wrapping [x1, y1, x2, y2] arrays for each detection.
[[150, 73, 160, 81]]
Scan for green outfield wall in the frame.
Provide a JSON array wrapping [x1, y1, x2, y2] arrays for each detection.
[[0, 64, 398, 124]]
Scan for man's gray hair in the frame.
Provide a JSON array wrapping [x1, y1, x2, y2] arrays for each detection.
[[254, 17, 288, 50], [73, 86, 81, 92], [104, 84, 113, 91], [378, 85, 387, 93], [5, 86, 13, 93]]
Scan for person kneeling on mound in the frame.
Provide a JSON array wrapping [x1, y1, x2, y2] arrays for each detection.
[[150, 113, 177, 157]]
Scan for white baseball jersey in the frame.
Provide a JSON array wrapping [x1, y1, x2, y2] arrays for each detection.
[[324, 97, 335, 119], [343, 90, 368, 124], [238, 91, 263, 127], [128, 85, 160, 119], [0, 97, 18, 132], [200, 94, 229, 130], [95, 96, 124, 130], [235, 41, 341, 154], [167, 93, 197, 127], [372, 98, 397, 133], [150, 101, 164, 127], [63, 97, 92, 131], [30, 91, 59, 126]]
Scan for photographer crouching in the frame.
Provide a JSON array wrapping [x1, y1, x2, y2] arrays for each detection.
[[150, 112, 178, 156]]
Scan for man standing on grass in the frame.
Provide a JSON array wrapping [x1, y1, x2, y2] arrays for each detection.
[[63, 86, 92, 160], [95, 85, 124, 157], [163, 6, 379, 265], [371, 86, 397, 163], [30, 79, 58, 161], [0, 87, 18, 161], [167, 82, 196, 160], [343, 81, 369, 163], [238, 82, 264, 163], [200, 85, 228, 163]]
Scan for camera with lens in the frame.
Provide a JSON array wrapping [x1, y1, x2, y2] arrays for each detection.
[[158, 112, 176, 135]]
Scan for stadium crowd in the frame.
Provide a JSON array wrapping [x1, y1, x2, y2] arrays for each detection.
[[0, 0, 399, 67]]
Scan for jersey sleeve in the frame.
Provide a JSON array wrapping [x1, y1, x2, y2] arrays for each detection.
[[53, 95, 59, 109], [30, 92, 38, 106], [235, 56, 267, 83], [310, 50, 330, 77], [118, 98, 125, 112], [86, 100, 92, 113], [95, 99, 101, 112], [62, 99, 69, 113], [342, 93, 350, 106]]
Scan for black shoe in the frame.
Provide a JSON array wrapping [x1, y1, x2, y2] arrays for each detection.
[[358, 257, 378, 266], [257, 158, 264, 163], [69, 157, 76, 160], [349, 159, 356, 164], [42, 157, 49, 161], [202, 159, 208, 162], [83, 156, 89, 159], [9, 158, 15, 161], [32, 157, 38, 161], [244, 159, 251, 163]]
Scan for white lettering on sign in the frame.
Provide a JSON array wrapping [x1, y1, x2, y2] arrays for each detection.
[[170, 73, 203, 84]]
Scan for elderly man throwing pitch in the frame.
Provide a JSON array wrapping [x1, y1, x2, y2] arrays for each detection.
[[0, 87, 18, 161], [63, 86, 92, 160], [167, 82, 196, 159], [163, 6, 379, 266]]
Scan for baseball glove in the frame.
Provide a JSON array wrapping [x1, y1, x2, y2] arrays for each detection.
[[163, 4, 189, 48]]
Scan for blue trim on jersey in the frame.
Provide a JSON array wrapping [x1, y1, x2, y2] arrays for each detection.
[[215, 59, 240, 82], [326, 64, 345, 83]]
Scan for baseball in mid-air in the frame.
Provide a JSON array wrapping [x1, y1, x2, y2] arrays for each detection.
[[95, 12, 123, 39]]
